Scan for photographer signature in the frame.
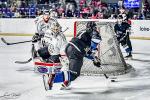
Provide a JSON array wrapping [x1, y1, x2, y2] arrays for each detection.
[[0, 92, 21, 99]]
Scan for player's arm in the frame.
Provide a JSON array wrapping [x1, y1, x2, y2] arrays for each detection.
[[114, 24, 120, 38], [85, 30, 101, 59], [125, 23, 131, 35], [119, 23, 131, 42], [91, 30, 101, 48], [32, 21, 44, 42], [87, 30, 102, 67]]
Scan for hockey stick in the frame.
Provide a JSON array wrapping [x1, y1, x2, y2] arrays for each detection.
[[94, 56, 117, 82], [119, 32, 128, 43], [1, 37, 33, 45], [15, 44, 35, 64], [14, 27, 69, 64], [94, 56, 109, 79], [1, 27, 69, 45], [14, 44, 34, 64], [15, 58, 32, 64], [94, 43, 117, 81]]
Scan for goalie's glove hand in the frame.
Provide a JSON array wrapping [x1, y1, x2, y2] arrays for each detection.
[[93, 60, 101, 67], [32, 33, 41, 43]]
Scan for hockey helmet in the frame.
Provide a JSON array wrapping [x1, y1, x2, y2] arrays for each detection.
[[117, 15, 123, 24], [118, 15, 123, 19], [86, 21, 97, 31], [43, 9, 50, 15], [51, 22, 62, 36]]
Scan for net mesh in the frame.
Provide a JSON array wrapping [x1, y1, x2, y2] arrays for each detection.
[[74, 21, 132, 76]]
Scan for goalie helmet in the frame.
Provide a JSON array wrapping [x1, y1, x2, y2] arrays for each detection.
[[86, 21, 97, 32], [50, 22, 62, 36]]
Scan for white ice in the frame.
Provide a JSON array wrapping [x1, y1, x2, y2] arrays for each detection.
[[0, 36, 150, 100]]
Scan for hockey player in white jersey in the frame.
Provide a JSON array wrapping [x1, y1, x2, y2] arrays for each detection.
[[34, 22, 67, 63], [32, 10, 60, 45]]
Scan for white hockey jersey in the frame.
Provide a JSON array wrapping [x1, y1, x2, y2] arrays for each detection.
[[41, 29, 68, 55]]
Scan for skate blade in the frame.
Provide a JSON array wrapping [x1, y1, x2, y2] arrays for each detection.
[[60, 84, 71, 90], [124, 57, 133, 60], [60, 86, 71, 90]]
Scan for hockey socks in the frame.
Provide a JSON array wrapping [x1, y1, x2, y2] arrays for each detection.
[[43, 71, 70, 90], [53, 71, 70, 83]]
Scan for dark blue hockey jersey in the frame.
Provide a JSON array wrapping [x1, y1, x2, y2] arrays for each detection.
[[70, 29, 101, 54], [114, 22, 130, 38]]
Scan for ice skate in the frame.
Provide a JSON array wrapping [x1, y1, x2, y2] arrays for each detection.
[[43, 74, 55, 90], [124, 53, 133, 60], [60, 81, 71, 90]]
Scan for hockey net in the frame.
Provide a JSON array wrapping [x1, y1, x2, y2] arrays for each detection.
[[74, 21, 132, 76]]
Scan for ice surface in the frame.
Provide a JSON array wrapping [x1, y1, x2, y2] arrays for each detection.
[[0, 36, 150, 100]]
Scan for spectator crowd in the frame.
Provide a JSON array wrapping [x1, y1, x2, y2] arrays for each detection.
[[0, 0, 150, 20]]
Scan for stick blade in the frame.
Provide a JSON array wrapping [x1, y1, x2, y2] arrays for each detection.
[[1, 38, 10, 45]]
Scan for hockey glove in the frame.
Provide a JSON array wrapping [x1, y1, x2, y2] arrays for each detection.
[[93, 56, 101, 67], [85, 50, 95, 60], [32, 33, 41, 43], [93, 61, 101, 67]]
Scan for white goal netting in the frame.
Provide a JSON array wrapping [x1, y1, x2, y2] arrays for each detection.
[[74, 21, 132, 76]]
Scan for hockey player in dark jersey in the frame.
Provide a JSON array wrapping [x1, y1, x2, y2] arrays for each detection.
[[44, 21, 102, 90], [114, 15, 132, 58]]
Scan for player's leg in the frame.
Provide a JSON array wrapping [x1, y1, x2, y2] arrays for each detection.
[[65, 43, 84, 79], [124, 34, 132, 58], [47, 44, 84, 89], [61, 44, 84, 89]]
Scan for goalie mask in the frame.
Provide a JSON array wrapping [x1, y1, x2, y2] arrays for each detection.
[[86, 21, 97, 32], [50, 22, 62, 36]]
